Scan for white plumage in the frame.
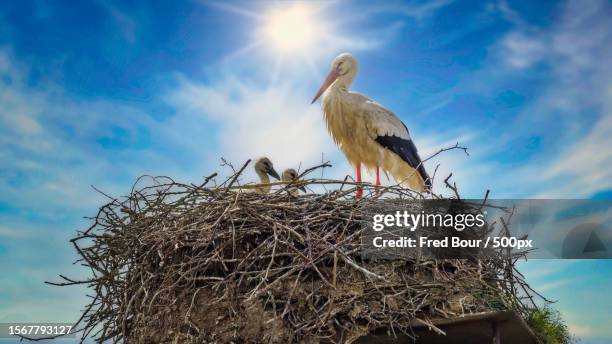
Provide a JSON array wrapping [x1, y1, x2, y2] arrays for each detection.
[[281, 168, 306, 197], [312, 53, 430, 196], [252, 157, 280, 194]]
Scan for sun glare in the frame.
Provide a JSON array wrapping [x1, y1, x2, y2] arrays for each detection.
[[214, 1, 336, 77], [262, 4, 319, 55]]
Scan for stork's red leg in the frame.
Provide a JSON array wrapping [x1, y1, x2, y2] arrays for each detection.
[[375, 166, 380, 193], [356, 162, 363, 198]]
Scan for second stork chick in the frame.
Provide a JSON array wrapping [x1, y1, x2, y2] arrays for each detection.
[[281, 168, 306, 196]]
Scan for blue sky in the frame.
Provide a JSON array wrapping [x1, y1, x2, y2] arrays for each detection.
[[0, 0, 611, 342]]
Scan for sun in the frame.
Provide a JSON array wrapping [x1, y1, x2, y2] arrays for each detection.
[[261, 4, 321, 55], [210, 1, 338, 78]]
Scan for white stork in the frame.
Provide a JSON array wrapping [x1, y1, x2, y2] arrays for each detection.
[[311, 53, 431, 197], [253, 157, 280, 194], [281, 168, 306, 196]]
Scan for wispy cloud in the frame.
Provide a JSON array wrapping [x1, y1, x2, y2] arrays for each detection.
[[511, 0, 612, 197], [543, 99, 612, 196], [519, 260, 578, 280], [0, 46, 235, 324], [533, 278, 575, 293], [96, 0, 138, 43], [500, 31, 548, 69], [568, 323, 596, 338], [166, 75, 340, 181], [323, 21, 406, 53], [394, 0, 454, 21], [0, 225, 32, 238], [0, 48, 205, 216], [448, 0, 612, 198], [359, 0, 454, 22]]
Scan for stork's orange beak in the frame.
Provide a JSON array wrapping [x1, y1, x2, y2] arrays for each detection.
[[311, 69, 339, 104]]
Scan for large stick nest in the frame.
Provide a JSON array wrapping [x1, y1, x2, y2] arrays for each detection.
[[53, 161, 539, 343]]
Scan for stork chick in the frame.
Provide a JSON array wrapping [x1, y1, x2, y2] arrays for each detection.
[[312, 53, 431, 197], [281, 168, 306, 196], [253, 157, 280, 194]]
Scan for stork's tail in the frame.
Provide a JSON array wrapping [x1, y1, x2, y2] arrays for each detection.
[[384, 152, 431, 192]]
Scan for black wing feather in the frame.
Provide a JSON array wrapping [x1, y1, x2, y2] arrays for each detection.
[[375, 135, 431, 189]]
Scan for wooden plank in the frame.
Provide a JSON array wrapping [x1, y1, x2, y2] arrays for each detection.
[[492, 321, 501, 344]]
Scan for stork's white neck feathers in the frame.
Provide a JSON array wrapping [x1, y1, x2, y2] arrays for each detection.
[[255, 169, 270, 184], [335, 70, 357, 91], [323, 74, 355, 106]]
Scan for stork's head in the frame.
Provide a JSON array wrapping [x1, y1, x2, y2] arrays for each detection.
[[311, 52, 359, 103], [255, 157, 280, 180], [281, 168, 298, 182], [282, 168, 307, 192]]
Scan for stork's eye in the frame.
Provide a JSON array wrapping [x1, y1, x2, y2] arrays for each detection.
[[337, 61, 349, 75]]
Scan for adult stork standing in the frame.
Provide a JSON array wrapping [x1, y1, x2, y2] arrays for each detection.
[[311, 53, 431, 197]]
